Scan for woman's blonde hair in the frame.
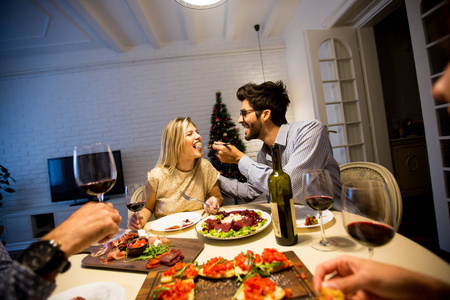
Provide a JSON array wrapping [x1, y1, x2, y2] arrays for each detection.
[[156, 117, 196, 173]]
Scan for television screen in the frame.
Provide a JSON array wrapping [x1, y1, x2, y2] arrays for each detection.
[[47, 150, 125, 204]]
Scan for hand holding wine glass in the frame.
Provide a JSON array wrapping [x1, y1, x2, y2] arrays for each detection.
[[341, 180, 397, 259], [302, 169, 338, 251], [125, 183, 147, 230], [73, 143, 117, 202]]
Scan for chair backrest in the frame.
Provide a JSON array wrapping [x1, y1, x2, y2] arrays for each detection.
[[340, 162, 403, 230]]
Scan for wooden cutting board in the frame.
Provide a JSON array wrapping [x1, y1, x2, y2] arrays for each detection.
[[81, 237, 204, 273], [136, 251, 317, 299]]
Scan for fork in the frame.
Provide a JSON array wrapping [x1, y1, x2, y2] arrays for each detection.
[[202, 142, 230, 150], [179, 191, 218, 210]]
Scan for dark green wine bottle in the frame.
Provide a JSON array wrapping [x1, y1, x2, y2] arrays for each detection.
[[268, 144, 298, 246]]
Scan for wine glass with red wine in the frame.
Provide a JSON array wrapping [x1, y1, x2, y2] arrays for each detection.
[[342, 180, 397, 259], [125, 183, 146, 220], [302, 169, 339, 251], [73, 143, 117, 202]]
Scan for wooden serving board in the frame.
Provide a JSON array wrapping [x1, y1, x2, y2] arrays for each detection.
[[136, 251, 317, 300], [81, 237, 204, 273]]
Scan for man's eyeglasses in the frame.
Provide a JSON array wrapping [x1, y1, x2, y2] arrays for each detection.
[[240, 109, 258, 118]]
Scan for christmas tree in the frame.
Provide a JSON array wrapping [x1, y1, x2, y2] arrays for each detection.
[[207, 91, 247, 182]]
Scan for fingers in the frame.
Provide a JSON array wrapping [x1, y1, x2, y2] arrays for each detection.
[[212, 142, 232, 154], [112, 210, 122, 225], [127, 213, 143, 230], [204, 197, 220, 214], [204, 204, 213, 214], [323, 274, 366, 296], [314, 256, 357, 293], [127, 218, 141, 230]]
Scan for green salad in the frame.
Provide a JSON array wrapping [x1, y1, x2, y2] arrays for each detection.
[[199, 210, 268, 238]]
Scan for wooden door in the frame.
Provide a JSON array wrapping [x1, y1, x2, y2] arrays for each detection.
[[305, 29, 374, 164]]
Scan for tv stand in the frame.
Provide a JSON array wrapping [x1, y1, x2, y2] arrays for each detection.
[[3, 195, 127, 251], [69, 199, 91, 206], [69, 197, 111, 206]]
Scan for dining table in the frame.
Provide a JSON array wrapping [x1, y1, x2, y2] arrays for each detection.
[[51, 203, 450, 299]]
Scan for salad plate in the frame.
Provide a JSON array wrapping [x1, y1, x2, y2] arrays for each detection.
[[295, 205, 333, 228], [149, 211, 202, 232], [195, 209, 271, 240]]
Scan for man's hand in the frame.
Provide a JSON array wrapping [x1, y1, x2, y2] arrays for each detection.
[[212, 142, 244, 164], [314, 255, 450, 300], [42, 202, 122, 257]]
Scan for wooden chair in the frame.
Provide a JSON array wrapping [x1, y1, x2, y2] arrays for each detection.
[[340, 162, 403, 230]]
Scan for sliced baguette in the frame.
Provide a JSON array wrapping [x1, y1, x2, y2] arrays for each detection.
[[318, 286, 345, 300], [160, 263, 199, 284], [154, 279, 195, 300], [235, 279, 285, 300]]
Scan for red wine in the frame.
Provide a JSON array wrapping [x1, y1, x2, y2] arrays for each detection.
[[79, 179, 116, 196], [127, 201, 146, 212], [305, 195, 333, 211], [347, 221, 395, 247]]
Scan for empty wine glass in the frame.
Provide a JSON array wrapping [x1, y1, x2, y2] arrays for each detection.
[[73, 143, 117, 202], [302, 169, 339, 251], [125, 183, 146, 220], [341, 180, 397, 259]]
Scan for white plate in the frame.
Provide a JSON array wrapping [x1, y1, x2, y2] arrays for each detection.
[[150, 211, 202, 232], [295, 205, 333, 228], [195, 209, 272, 240], [49, 282, 126, 300]]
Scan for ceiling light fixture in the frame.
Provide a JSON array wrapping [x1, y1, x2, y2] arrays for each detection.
[[254, 24, 266, 82], [175, 0, 228, 10]]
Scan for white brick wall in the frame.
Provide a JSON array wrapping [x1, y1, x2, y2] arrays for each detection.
[[0, 49, 294, 215]]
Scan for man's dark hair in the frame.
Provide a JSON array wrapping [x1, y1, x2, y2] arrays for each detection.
[[236, 80, 290, 126]]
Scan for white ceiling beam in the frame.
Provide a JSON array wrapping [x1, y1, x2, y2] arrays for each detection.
[[261, 0, 279, 39], [224, 0, 238, 42], [126, 0, 162, 49], [262, 0, 302, 38], [66, 0, 128, 52], [180, 7, 199, 45]]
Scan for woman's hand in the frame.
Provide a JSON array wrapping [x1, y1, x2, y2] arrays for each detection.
[[205, 196, 220, 214], [127, 212, 144, 231]]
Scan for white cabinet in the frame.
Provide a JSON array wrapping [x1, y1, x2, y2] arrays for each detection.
[[3, 196, 128, 251]]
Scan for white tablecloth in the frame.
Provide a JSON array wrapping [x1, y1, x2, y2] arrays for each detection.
[[52, 203, 450, 299]]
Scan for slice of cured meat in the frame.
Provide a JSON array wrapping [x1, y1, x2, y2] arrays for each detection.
[[91, 232, 138, 257], [160, 249, 184, 266]]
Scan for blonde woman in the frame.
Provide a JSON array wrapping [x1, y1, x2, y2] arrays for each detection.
[[128, 117, 223, 230]]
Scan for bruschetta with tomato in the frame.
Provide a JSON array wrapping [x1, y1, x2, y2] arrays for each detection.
[[233, 250, 262, 276], [152, 279, 195, 300], [160, 262, 199, 284], [235, 275, 285, 300], [318, 286, 345, 300], [198, 256, 235, 278], [260, 248, 293, 273]]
